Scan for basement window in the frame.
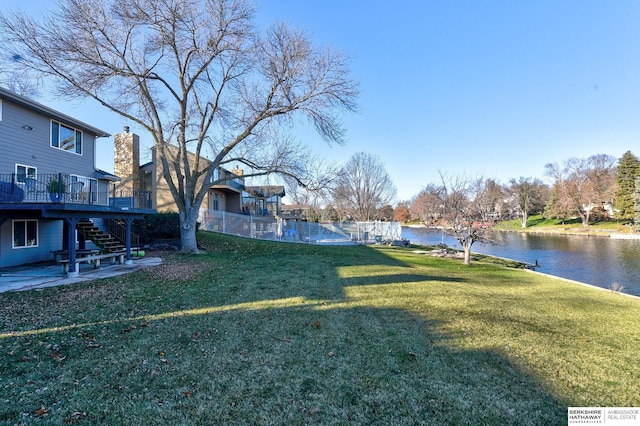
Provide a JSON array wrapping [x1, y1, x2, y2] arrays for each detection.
[[13, 219, 38, 248]]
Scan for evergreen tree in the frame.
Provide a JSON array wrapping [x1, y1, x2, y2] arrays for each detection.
[[614, 151, 640, 220], [635, 177, 640, 230]]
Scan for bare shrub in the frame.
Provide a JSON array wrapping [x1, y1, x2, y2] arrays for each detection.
[[609, 282, 625, 293]]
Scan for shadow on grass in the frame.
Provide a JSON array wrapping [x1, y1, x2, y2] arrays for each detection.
[[0, 232, 578, 424], [0, 301, 566, 424], [339, 273, 466, 287]]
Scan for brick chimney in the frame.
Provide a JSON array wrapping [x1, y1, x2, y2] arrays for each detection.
[[114, 126, 140, 192]]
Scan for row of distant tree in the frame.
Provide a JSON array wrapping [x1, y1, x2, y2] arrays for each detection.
[[282, 150, 638, 266], [403, 151, 639, 228], [287, 151, 640, 232], [283, 152, 397, 222]]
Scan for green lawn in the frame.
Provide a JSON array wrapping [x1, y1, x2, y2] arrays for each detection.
[[1, 232, 639, 425], [496, 215, 631, 233]]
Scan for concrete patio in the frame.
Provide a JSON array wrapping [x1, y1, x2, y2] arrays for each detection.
[[0, 256, 163, 293]]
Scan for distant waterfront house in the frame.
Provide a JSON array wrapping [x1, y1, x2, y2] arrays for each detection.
[[0, 88, 155, 275], [115, 128, 245, 214], [114, 129, 286, 218], [242, 185, 286, 217], [280, 204, 312, 221], [582, 201, 615, 219]]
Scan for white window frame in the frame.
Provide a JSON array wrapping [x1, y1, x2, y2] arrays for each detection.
[[12, 219, 38, 249], [15, 164, 37, 183], [51, 120, 83, 155]]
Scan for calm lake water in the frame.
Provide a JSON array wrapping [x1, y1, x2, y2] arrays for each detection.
[[402, 227, 640, 297]]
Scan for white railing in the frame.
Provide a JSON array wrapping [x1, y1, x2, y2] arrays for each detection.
[[352, 221, 403, 243], [198, 209, 402, 245]]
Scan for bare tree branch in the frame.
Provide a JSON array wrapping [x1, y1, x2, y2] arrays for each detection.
[[331, 152, 396, 221], [0, 0, 359, 252]]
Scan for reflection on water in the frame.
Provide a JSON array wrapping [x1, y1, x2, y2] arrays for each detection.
[[402, 227, 640, 297]]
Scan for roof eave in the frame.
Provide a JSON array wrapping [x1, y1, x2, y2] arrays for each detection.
[[0, 87, 111, 138]]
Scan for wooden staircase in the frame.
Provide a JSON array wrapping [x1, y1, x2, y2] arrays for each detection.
[[76, 220, 126, 253]]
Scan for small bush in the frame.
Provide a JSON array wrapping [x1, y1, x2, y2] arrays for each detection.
[[609, 282, 625, 293]]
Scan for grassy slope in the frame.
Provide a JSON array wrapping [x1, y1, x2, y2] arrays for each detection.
[[495, 215, 630, 234], [0, 232, 638, 425]]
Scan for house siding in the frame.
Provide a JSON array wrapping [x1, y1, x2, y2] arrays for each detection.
[[209, 190, 242, 214], [0, 99, 98, 177], [0, 220, 62, 267], [0, 89, 140, 271], [139, 146, 244, 214], [154, 157, 180, 212]]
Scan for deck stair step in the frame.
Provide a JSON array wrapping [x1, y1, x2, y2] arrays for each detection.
[[76, 220, 126, 252]]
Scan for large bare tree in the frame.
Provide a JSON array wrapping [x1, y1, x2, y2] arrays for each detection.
[[331, 152, 396, 221], [472, 178, 505, 222], [0, 0, 358, 252], [410, 183, 444, 226], [545, 155, 616, 227], [507, 177, 548, 228], [282, 158, 338, 209]]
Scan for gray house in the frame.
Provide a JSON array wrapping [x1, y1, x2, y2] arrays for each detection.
[[0, 88, 155, 275]]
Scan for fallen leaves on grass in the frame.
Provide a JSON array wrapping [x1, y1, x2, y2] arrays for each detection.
[[85, 336, 102, 349], [64, 411, 87, 424], [299, 406, 321, 415], [122, 324, 137, 333], [146, 263, 200, 282], [121, 322, 149, 334], [50, 351, 66, 362], [35, 406, 49, 416], [1, 283, 128, 331]]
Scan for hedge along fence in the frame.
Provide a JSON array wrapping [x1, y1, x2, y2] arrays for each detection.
[[131, 212, 201, 244]]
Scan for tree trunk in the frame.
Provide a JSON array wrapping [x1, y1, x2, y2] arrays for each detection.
[[455, 233, 474, 266], [181, 225, 198, 253], [520, 212, 528, 228], [463, 245, 472, 265], [180, 210, 200, 253], [579, 211, 589, 227]]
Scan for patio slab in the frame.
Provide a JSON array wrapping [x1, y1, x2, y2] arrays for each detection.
[[0, 256, 163, 293]]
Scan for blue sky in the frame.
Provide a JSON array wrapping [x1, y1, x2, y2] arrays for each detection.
[[5, 1, 640, 202]]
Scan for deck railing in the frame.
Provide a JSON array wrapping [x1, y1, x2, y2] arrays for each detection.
[[110, 185, 153, 209], [0, 173, 151, 209], [106, 218, 141, 248], [212, 170, 244, 192]]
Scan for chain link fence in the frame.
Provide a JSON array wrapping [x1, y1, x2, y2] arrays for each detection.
[[198, 209, 402, 245]]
